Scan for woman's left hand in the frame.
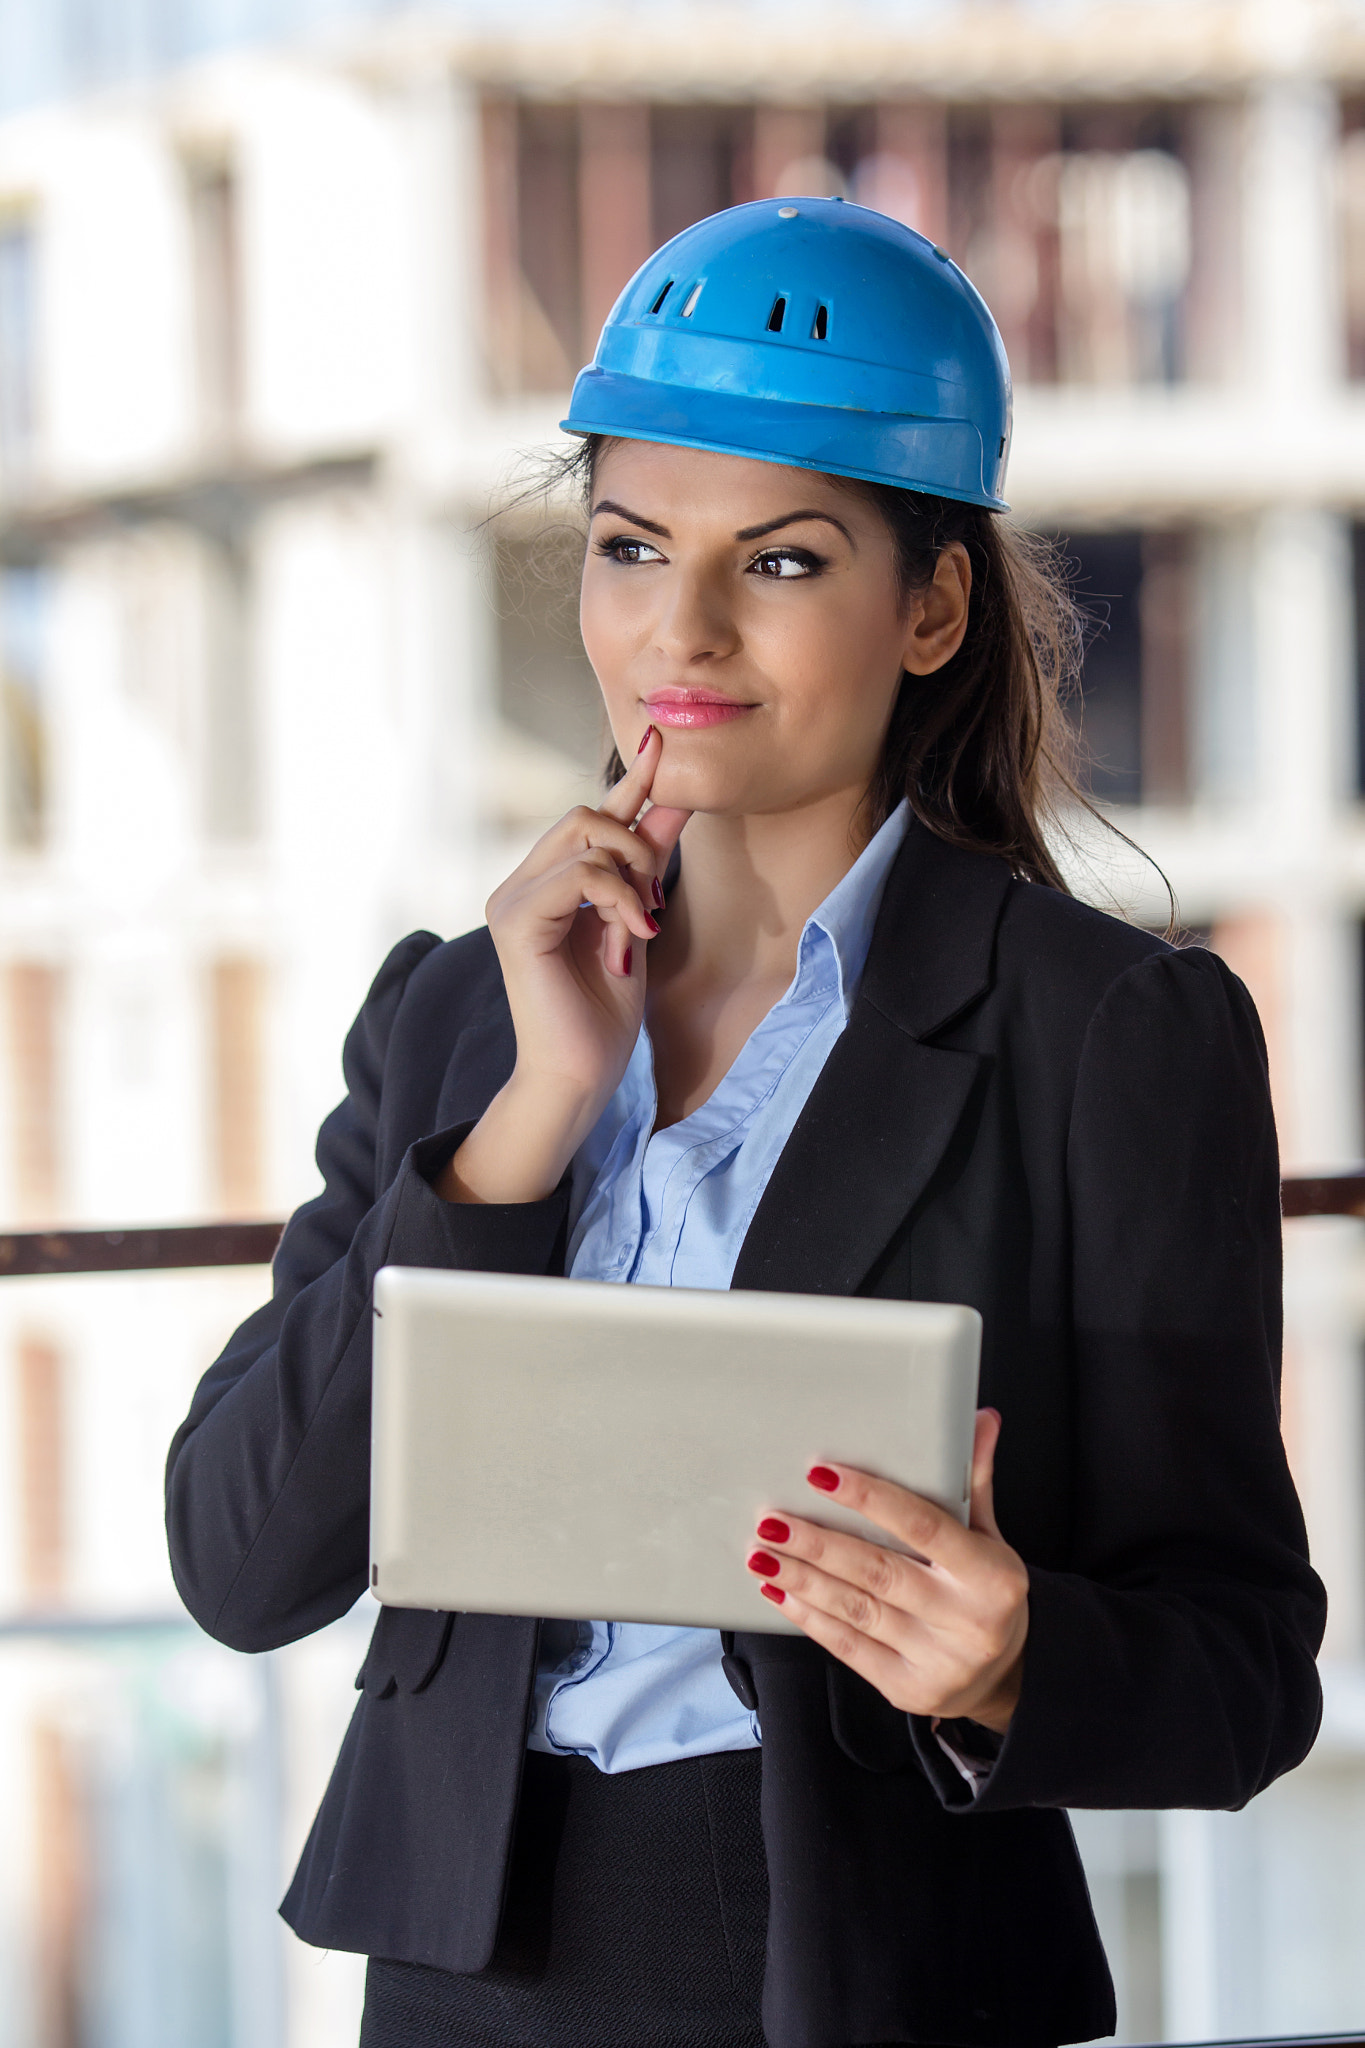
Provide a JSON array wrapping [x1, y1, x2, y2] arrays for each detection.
[[746, 1409, 1029, 1735]]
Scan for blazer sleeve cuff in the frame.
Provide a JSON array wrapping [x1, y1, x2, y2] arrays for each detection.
[[909, 1715, 1003, 1807], [387, 1124, 572, 1277], [908, 1568, 1062, 1813], [910, 1564, 1247, 1815]]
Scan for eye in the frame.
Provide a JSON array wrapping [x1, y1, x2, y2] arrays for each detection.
[[748, 547, 821, 580], [597, 534, 665, 566]]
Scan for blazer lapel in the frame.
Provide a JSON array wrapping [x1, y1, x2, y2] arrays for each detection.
[[731, 824, 1012, 1298], [730, 1017, 981, 1296]]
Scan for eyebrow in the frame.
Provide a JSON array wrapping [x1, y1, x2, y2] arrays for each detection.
[[591, 499, 670, 536], [734, 509, 855, 546], [590, 499, 855, 548]]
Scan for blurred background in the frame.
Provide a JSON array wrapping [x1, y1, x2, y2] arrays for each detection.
[[3, 0, 1365, 2042]]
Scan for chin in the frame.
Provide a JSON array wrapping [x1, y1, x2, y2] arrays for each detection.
[[649, 761, 758, 815]]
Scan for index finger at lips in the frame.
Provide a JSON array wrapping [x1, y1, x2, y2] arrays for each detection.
[[634, 801, 692, 870], [806, 1463, 976, 1574], [598, 724, 661, 826]]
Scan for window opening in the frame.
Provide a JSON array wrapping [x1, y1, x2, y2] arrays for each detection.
[[185, 158, 242, 446], [6, 960, 62, 1220], [210, 957, 265, 1216], [1, 563, 48, 848], [202, 541, 257, 843], [0, 217, 38, 482]]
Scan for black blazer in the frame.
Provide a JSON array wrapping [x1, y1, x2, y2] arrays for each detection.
[[166, 822, 1325, 2048]]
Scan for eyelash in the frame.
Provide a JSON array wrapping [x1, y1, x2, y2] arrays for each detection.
[[595, 535, 662, 567], [594, 535, 825, 579], [750, 546, 823, 579]]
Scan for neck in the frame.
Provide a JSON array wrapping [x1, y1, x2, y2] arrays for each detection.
[[655, 786, 877, 993]]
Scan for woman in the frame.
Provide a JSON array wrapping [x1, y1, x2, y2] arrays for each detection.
[[166, 199, 1325, 2048]]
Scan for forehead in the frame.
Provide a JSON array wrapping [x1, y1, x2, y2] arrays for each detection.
[[590, 438, 874, 528]]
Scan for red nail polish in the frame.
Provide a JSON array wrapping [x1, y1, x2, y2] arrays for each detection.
[[756, 1517, 790, 1544], [747, 1550, 781, 1578], [645, 912, 660, 935], [622, 947, 633, 976], [760, 1582, 786, 1605], [637, 725, 656, 755], [807, 1465, 839, 1493], [651, 876, 665, 910]]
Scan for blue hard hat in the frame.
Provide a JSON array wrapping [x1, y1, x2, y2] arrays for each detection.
[[562, 196, 1012, 512]]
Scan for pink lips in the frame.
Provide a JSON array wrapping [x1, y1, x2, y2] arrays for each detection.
[[644, 690, 754, 730]]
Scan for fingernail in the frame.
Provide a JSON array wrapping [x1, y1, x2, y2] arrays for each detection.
[[760, 1583, 786, 1606], [644, 912, 660, 935], [756, 1517, 790, 1544], [807, 1465, 839, 1493], [637, 725, 656, 755], [622, 947, 633, 976], [651, 876, 665, 910], [746, 1550, 781, 1578]]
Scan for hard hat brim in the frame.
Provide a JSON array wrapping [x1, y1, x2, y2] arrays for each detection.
[[561, 368, 1009, 514]]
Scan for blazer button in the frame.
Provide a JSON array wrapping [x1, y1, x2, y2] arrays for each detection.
[[722, 1652, 759, 1712]]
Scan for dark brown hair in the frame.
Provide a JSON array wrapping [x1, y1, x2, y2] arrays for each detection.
[[838, 477, 1084, 891], [547, 434, 1103, 895]]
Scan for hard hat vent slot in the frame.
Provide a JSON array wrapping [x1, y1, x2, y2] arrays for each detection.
[[649, 280, 674, 316], [812, 304, 828, 340], [681, 282, 703, 318], [767, 296, 787, 334]]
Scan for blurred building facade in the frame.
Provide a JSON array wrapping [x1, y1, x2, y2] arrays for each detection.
[[3, 1, 1365, 2042]]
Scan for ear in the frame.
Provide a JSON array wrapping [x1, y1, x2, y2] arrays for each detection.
[[900, 541, 972, 677]]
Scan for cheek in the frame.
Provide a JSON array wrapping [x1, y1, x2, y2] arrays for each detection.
[[579, 580, 660, 741], [578, 576, 618, 681], [760, 595, 904, 735]]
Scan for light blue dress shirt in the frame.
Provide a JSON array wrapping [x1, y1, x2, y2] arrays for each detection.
[[526, 801, 912, 1774]]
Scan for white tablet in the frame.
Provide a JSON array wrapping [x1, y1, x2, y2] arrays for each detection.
[[369, 1267, 981, 1635]]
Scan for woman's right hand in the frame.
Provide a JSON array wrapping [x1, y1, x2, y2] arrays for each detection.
[[436, 728, 690, 1205]]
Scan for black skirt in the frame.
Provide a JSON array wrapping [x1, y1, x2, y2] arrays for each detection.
[[360, 1748, 770, 2048]]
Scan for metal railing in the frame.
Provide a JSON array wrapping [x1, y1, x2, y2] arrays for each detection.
[[0, 1220, 283, 1277], [1279, 1174, 1365, 1219], [0, 1193, 1363, 2048], [0, 1174, 1361, 1279]]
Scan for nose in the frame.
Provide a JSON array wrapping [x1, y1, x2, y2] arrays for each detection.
[[650, 562, 741, 667]]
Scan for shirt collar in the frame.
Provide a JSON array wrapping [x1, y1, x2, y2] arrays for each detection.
[[797, 799, 912, 1018], [572, 799, 913, 1209]]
